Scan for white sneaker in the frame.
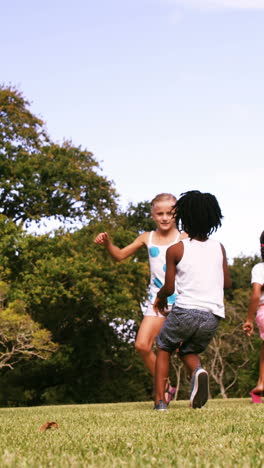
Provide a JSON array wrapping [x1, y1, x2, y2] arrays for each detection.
[[190, 368, 208, 409]]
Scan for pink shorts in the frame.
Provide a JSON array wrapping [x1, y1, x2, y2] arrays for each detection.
[[256, 305, 264, 340]]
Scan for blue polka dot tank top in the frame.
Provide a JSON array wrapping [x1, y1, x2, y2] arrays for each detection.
[[147, 231, 180, 305]]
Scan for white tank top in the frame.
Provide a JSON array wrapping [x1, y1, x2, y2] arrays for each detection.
[[251, 263, 264, 306], [147, 230, 180, 305], [175, 238, 225, 318]]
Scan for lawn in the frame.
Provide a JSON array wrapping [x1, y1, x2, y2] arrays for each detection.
[[0, 398, 263, 467]]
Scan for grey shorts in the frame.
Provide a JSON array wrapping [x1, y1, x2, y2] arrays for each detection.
[[156, 306, 221, 356]]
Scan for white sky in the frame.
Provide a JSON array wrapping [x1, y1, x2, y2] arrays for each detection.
[[1, 0, 263, 261]]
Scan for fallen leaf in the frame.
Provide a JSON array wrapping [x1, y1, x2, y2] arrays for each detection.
[[38, 421, 59, 431]]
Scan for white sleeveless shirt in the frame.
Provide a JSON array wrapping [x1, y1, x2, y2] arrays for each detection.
[[147, 230, 180, 306], [175, 238, 225, 318], [251, 262, 264, 306]]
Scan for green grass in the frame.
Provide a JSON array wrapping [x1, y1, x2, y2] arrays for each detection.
[[0, 398, 264, 467]]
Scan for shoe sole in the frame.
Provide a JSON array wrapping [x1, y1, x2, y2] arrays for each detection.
[[190, 370, 208, 409]]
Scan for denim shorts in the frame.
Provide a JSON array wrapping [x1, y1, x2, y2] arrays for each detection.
[[156, 306, 221, 356]]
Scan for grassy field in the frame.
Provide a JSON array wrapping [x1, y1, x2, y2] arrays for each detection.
[[0, 398, 264, 467]]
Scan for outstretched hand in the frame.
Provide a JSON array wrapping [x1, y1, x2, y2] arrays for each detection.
[[243, 320, 253, 336], [94, 232, 110, 245]]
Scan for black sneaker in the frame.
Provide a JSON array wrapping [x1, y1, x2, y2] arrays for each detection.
[[154, 400, 168, 411], [190, 368, 208, 409]]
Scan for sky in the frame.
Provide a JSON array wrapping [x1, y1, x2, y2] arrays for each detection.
[[1, 0, 263, 261]]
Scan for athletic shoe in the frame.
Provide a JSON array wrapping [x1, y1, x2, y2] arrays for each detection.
[[250, 390, 262, 404], [154, 400, 168, 411], [190, 368, 208, 409]]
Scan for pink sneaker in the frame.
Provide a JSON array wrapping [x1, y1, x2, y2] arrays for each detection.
[[250, 391, 262, 404]]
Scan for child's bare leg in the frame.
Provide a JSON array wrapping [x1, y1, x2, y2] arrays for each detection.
[[181, 353, 201, 377], [258, 341, 264, 386], [155, 348, 170, 403], [252, 341, 264, 394], [135, 316, 166, 376]]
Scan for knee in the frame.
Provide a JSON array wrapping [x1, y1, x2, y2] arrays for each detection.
[[135, 339, 151, 355]]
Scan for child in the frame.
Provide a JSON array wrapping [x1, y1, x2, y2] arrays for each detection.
[[153, 190, 232, 411], [243, 231, 264, 403], [94, 193, 187, 401]]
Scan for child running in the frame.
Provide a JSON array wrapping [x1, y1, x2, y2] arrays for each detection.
[[243, 231, 264, 403], [94, 193, 187, 401], [153, 190, 232, 411]]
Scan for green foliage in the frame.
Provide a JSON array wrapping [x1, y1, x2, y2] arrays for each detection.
[[0, 85, 117, 224], [14, 224, 148, 328], [0, 294, 58, 370], [0, 84, 47, 147], [227, 255, 260, 300], [124, 201, 156, 233], [0, 85, 153, 405], [0, 221, 150, 405], [203, 303, 250, 398], [0, 215, 27, 281]]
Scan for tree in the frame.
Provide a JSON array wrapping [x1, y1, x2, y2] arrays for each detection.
[[0, 220, 151, 405], [0, 85, 117, 225], [0, 282, 57, 370], [0, 86, 154, 405], [124, 201, 156, 233], [204, 303, 252, 398], [202, 257, 259, 399], [226, 255, 260, 301]]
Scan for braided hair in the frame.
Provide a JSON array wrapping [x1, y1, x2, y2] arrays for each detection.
[[260, 231, 264, 261], [172, 190, 223, 241]]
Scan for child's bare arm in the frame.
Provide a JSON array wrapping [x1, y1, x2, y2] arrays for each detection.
[[154, 242, 183, 313], [94, 231, 147, 261], [243, 283, 262, 336], [221, 244, 232, 289]]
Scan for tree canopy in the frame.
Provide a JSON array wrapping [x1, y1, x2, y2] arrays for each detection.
[[0, 85, 117, 224]]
